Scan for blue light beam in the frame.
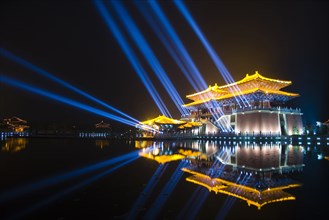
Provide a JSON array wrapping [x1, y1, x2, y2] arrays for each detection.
[[126, 163, 168, 220], [147, 0, 207, 92], [93, 0, 171, 117], [174, 0, 250, 107], [216, 173, 251, 219], [143, 160, 188, 219], [0, 75, 143, 128], [134, 2, 200, 91], [110, 1, 189, 116], [0, 48, 141, 123], [136, 1, 232, 131]]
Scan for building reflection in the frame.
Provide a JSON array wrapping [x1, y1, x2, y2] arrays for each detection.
[[137, 141, 201, 164], [135, 140, 154, 149], [136, 140, 304, 209], [95, 140, 110, 149], [1, 138, 28, 153]]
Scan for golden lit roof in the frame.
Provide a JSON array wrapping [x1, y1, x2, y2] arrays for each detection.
[[178, 121, 202, 129], [140, 115, 186, 125], [95, 120, 110, 128], [219, 71, 292, 89], [183, 87, 299, 107], [186, 71, 294, 102], [186, 83, 228, 99]]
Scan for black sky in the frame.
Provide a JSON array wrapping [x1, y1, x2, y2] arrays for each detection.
[[0, 0, 328, 128]]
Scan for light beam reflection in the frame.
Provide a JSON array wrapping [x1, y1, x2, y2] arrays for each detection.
[[126, 163, 168, 219], [0, 146, 139, 204], [4, 156, 139, 220], [143, 160, 188, 219]]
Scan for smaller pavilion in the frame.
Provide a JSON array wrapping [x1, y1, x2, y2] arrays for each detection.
[[138, 115, 201, 137]]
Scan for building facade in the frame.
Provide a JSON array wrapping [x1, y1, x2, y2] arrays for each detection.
[[183, 71, 303, 135]]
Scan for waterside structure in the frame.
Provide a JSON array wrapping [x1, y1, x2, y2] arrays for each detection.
[[138, 71, 304, 139], [183, 71, 303, 136]]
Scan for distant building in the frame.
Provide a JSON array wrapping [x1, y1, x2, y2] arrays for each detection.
[[95, 120, 111, 133], [3, 116, 29, 132]]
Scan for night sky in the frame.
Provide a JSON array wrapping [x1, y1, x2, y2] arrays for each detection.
[[1, 0, 328, 128]]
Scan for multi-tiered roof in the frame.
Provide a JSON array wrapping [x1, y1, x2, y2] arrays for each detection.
[[184, 71, 299, 107]]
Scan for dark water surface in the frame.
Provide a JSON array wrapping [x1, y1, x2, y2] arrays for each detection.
[[0, 138, 328, 220]]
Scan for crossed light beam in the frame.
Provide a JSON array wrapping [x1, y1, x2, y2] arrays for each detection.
[[135, 1, 232, 131], [216, 172, 252, 219], [143, 160, 188, 219], [126, 163, 169, 220], [93, 0, 171, 117], [0, 1, 252, 219], [109, 1, 189, 116], [174, 0, 250, 107], [141, 0, 207, 92], [176, 145, 233, 219]]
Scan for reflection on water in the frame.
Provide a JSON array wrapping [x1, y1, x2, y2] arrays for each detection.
[[136, 140, 305, 209], [135, 140, 154, 149], [137, 141, 201, 164], [1, 138, 28, 153], [95, 140, 110, 149]]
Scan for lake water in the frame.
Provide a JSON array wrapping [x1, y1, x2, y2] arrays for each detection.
[[0, 138, 328, 220]]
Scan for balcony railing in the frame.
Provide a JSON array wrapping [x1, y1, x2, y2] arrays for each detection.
[[197, 106, 302, 116]]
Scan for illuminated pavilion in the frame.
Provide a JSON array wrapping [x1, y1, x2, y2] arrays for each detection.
[[183, 71, 303, 135], [3, 116, 29, 132], [138, 115, 202, 137]]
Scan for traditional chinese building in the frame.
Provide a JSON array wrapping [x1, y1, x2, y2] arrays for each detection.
[[183, 71, 303, 135], [95, 120, 111, 130], [138, 115, 201, 137], [3, 116, 29, 132]]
